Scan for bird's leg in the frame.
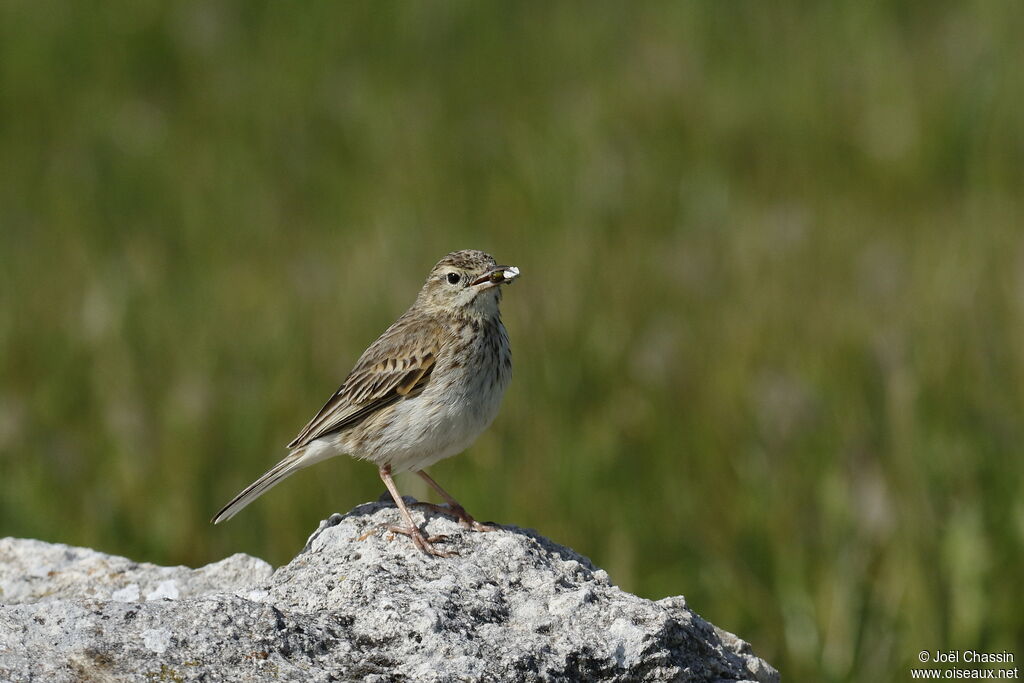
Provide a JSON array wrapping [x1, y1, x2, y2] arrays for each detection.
[[377, 465, 455, 558], [414, 470, 495, 532]]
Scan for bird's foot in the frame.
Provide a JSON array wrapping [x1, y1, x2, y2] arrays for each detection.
[[387, 524, 457, 558], [414, 501, 496, 532]]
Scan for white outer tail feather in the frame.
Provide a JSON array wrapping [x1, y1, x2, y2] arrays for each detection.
[[211, 443, 334, 524]]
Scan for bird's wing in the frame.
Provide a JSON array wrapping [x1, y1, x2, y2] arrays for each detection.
[[286, 315, 440, 450]]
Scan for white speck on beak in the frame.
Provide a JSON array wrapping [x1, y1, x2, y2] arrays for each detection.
[[502, 266, 520, 281]]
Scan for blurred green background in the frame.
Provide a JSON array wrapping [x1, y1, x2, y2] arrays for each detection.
[[1, 2, 1022, 680]]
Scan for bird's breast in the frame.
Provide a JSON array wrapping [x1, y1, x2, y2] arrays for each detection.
[[432, 318, 511, 426], [346, 318, 511, 472]]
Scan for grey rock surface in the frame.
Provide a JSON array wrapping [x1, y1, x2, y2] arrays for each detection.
[[0, 500, 778, 682]]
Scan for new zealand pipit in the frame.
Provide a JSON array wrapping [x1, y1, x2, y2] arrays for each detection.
[[212, 249, 519, 557]]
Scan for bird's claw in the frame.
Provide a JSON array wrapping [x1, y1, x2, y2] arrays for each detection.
[[387, 525, 457, 557], [413, 502, 496, 532], [355, 524, 386, 542]]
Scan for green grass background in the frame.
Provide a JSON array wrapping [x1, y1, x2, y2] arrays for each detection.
[[1, 2, 1022, 680]]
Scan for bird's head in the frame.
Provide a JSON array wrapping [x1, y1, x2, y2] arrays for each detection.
[[417, 249, 520, 318]]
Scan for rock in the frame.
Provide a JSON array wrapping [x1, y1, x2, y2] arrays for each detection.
[[0, 537, 273, 606], [0, 500, 778, 682]]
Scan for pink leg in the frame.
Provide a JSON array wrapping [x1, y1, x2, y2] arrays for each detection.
[[415, 470, 495, 532], [377, 466, 455, 557]]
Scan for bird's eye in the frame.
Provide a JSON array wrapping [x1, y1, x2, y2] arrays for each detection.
[[446, 272, 461, 285]]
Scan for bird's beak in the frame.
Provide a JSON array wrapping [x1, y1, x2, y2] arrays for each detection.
[[471, 265, 520, 287]]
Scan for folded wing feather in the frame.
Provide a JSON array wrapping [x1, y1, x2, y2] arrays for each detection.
[[286, 318, 440, 450]]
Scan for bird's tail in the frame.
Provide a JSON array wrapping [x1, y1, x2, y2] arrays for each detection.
[[211, 447, 320, 524]]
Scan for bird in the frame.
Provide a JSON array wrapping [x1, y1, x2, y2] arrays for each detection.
[[212, 249, 519, 557]]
